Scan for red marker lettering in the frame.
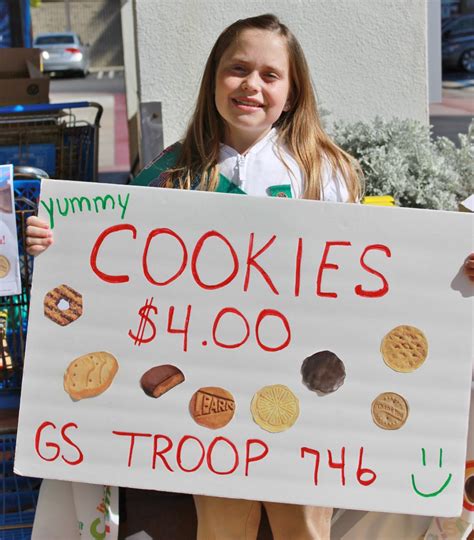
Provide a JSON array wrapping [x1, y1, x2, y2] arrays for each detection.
[[143, 228, 188, 286], [356, 447, 377, 486], [355, 244, 391, 298], [245, 439, 269, 476], [243, 233, 279, 294], [90, 224, 137, 283], [294, 237, 303, 297], [316, 241, 351, 298], [191, 231, 239, 290], [206, 437, 239, 475], [328, 447, 346, 486], [35, 421, 60, 462], [152, 434, 174, 472], [60, 422, 84, 466], [176, 435, 205, 473], [112, 431, 152, 467], [300, 447, 321, 485]]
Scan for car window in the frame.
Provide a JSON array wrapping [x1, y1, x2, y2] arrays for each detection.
[[446, 16, 474, 34], [34, 35, 75, 45]]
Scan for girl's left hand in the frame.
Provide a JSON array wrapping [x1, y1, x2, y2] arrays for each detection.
[[465, 253, 474, 282]]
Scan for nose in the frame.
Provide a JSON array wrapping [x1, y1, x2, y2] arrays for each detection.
[[241, 71, 259, 92]]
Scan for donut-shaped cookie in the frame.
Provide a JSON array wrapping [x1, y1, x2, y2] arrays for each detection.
[[44, 284, 83, 326]]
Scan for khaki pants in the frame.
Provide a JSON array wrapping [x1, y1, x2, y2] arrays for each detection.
[[194, 495, 332, 540]]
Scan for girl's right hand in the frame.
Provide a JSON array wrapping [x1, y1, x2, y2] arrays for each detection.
[[25, 216, 54, 256]]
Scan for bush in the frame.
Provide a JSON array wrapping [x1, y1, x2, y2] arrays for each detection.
[[331, 117, 474, 210]]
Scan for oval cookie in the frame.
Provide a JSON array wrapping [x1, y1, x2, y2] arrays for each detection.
[[64, 351, 119, 400], [251, 384, 299, 433], [0, 255, 10, 278], [371, 391, 409, 430], [301, 350, 346, 394], [381, 325, 428, 373], [189, 386, 235, 429]]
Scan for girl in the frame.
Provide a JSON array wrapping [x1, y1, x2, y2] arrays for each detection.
[[25, 13, 474, 540]]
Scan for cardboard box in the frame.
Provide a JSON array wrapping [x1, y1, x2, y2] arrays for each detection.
[[0, 48, 49, 106]]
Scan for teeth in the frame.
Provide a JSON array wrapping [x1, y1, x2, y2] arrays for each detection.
[[234, 99, 262, 107]]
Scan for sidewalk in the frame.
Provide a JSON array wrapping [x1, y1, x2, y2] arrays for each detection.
[[429, 83, 473, 143]]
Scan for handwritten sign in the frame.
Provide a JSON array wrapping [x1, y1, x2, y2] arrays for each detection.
[[0, 164, 21, 296], [15, 180, 473, 516]]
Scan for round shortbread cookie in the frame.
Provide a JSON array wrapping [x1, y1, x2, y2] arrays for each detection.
[[381, 325, 428, 373], [64, 351, 119, 400], [251, 384, 299, 433], [0, 255, 10, 278], [371, 391, 409, 430]]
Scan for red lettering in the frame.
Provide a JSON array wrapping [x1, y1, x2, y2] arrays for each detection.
[[152, 434, 174, 472], [294, 238, 303, 297], [355, 244, 391, 298], [316, 241, 351, 298], [143, 228, 188, 286], [90, 224, 137, 283], [206, 437, 239, 475], [35, 421, 60, 462], [176, 435, 205, 473], [60, 423, 84, 466], [255, 309, 291, 352], [243, 233, 279, 294], [356, 447, 377, 486], [300, 447, 321, 485], [245, 439, 269, 476], [167, 305, 192, 352], [328, 447, 346, 486], [112, 431, 152, 468], [212, 307, 250, 349], [191, 231, 239, 290]]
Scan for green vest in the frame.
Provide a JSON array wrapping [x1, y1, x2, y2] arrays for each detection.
[[131, 143, 292, 198]]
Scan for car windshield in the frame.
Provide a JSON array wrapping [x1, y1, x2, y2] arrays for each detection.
[[35, 35, 75, 45]]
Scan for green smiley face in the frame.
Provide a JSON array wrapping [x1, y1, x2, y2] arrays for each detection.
[[411, 448, 453, 498]]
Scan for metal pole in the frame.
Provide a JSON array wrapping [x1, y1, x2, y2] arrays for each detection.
[[64, 0, 72, 31]]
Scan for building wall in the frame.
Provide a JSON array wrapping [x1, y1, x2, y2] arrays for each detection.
[[31, 0, 124, 68], [134, 0, 429, 147]]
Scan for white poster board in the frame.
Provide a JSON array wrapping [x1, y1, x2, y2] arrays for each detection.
[[15, 180, 473, 516], [0, 164, 21, 295]]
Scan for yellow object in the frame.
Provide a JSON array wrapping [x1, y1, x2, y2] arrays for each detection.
[[362, 195, 395, 206], [251, 384, 300, 433]]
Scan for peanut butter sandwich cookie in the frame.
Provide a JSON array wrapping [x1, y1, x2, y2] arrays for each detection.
[[301, 350, 346, 395], [381, 325, 428, 373], [371, 391, 409, 430], [251, 384, 299, 433], [189, 387, 235, 429], [140, 364, 185, 398], [44, 285, 83, 326], [64, 351, 119, 400]]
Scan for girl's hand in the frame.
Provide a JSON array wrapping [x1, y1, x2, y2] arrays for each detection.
[[465, 253, 474, 282], [25, 216, 53, 256]]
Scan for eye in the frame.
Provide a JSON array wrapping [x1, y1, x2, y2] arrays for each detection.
[[264, 72, 279, 81], [230, 65, 246, 74]]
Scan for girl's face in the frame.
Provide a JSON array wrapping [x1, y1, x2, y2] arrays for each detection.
[[215, 29, 291, 153]]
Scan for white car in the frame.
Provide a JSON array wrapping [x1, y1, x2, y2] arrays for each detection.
[[33, 32, 90, 77]]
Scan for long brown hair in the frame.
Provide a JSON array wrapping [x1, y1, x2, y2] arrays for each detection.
[[165, 13, 363, 202]]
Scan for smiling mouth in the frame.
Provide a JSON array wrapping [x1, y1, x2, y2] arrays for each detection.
[[232, 98, 264, 108]]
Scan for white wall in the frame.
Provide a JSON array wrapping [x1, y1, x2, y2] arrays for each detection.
[[134, 0, 429, 147]]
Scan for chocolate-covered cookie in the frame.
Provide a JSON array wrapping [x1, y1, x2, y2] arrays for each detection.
[[140, 364, 185, 398], [301, 350, 346, 394], [466, 475, 474, 504]]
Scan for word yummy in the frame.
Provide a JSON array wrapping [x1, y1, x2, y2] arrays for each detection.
[[40, 193, 130, 229]]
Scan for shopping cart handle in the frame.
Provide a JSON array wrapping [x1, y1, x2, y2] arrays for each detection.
[[0, 102, 103, 125]]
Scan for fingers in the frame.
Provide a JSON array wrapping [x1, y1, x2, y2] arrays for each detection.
[[464, 253, 474, 282], [25, 216, 53, 257]]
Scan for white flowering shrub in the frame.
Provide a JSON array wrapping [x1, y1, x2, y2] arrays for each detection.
[[331, 117, 474, 210]]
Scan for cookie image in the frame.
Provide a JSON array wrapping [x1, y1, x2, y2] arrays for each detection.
[[64, 351, 118, 400], [381, 325, 428, 373], [301, 350, 346, 395], [140, 364, 185, 398], [44, 285, 83, 326], [0, 255, 10, 278], [371, 391, 409, 430], [251, 384, 299, 433], [189, 387, 235, 429], [464, 460, 474, 511]]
